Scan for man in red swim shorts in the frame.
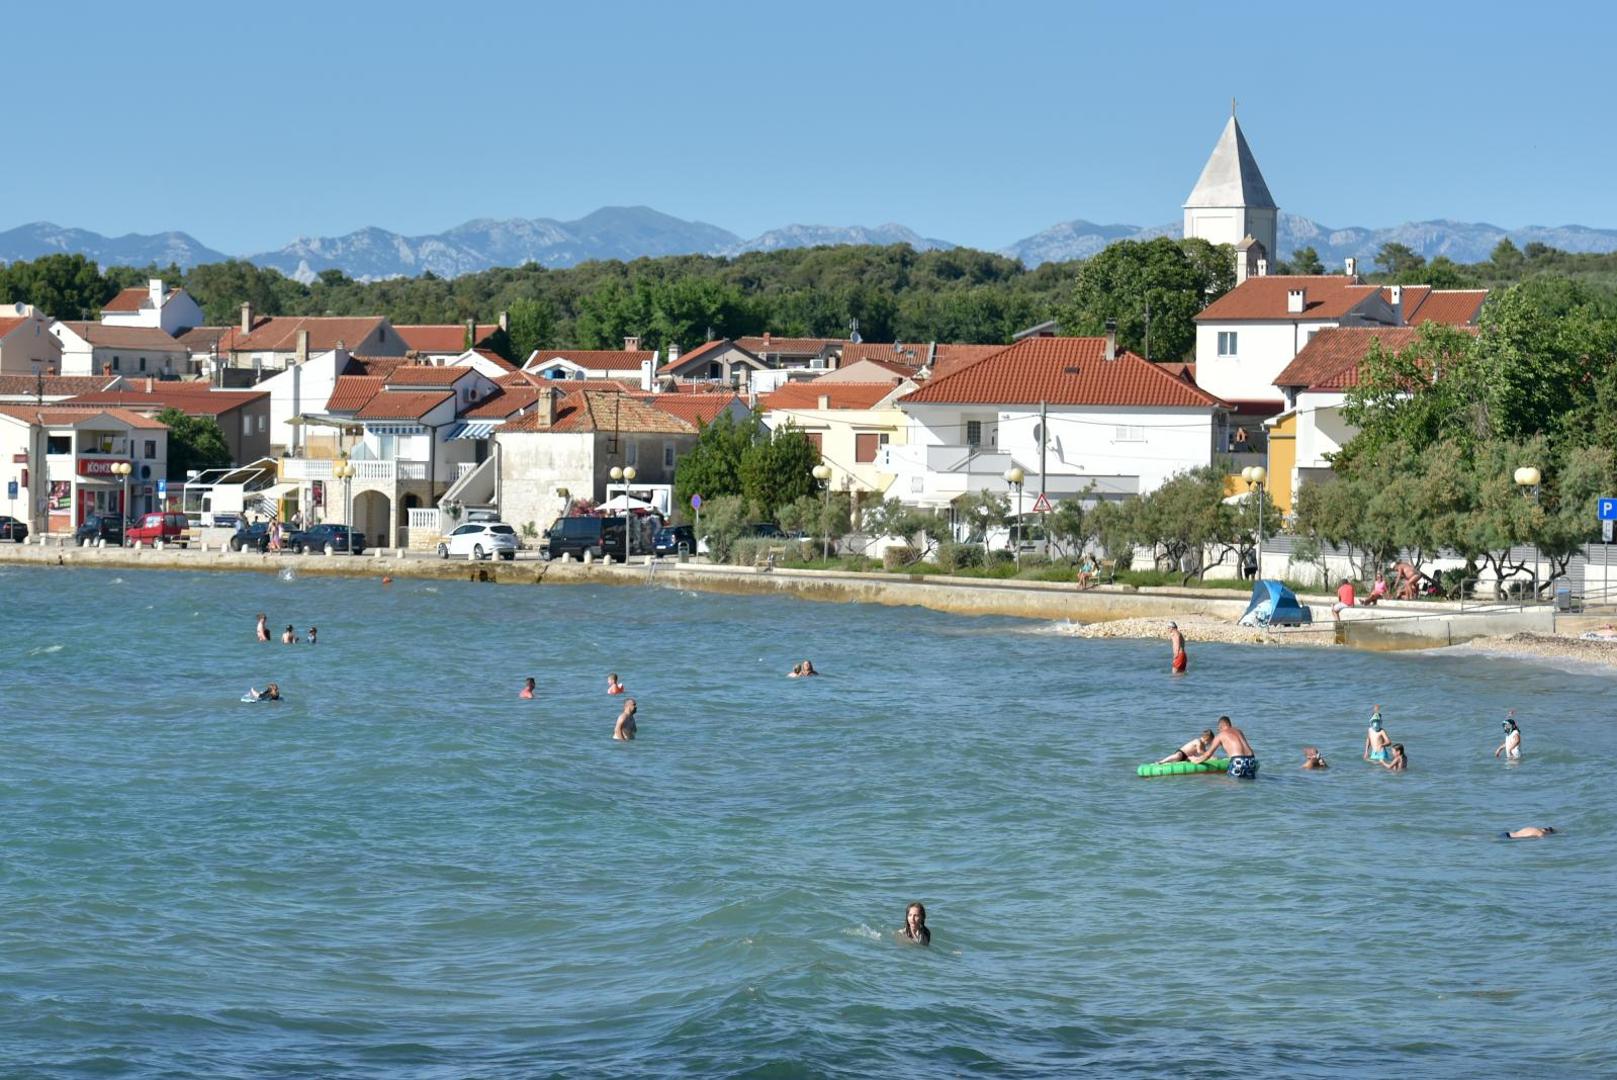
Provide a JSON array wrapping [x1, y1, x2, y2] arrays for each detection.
[[1168, 621, 1187, 673]]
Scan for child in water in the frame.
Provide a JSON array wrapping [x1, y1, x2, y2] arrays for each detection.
[[1495, 712, 1522, 760], [1301, 746, 1329, 770], [307, 626, 317, 645], [1380, 744, 1407, 771], [606, 673, 625, 695], [900, 902, 930, 946], [1363, 706, 1391, 763], [519, 677, 535, 700], [281, 625, 298, 644], [788, 660, 818, 678]]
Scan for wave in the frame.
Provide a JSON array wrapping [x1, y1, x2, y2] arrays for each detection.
[[27, 644, 64, 655]]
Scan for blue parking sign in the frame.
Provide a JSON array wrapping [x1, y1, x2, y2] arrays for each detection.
[[1600, 498, 1617, 521], [157, 478, 168, 498]]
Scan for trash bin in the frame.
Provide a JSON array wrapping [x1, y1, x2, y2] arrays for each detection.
[[1555, 584, 1572, 611]]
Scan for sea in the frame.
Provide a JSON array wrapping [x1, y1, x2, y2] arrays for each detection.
[[1, 564, 1613, 1078]]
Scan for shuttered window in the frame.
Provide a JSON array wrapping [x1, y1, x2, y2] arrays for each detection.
[[855, 433, 880, 462]]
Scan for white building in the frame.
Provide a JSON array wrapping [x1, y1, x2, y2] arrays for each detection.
[[0, 304, 63, 375], [522, 340, 657, 382], [883, 335, 1227, 508], [1184, 109, 1278, 282], [51, 321, 191, 378], [0, 404, 168, 534], [223, 306, 405, 380], [100, 279, 205, 336]]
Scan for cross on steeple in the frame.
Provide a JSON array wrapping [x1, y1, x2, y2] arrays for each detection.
[[1231, 96, 1237, 118]]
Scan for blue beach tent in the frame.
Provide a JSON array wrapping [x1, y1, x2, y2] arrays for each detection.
[[1239, 579, 1312, 627]]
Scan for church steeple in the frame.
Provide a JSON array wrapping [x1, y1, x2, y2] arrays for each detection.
[[1184, 109, 1279, 280]]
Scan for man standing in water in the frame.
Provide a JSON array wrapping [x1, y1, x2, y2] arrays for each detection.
[[1168, 622, 1187, 674], [613, 699, 638, 741], [1191, 715, 1258, 778]]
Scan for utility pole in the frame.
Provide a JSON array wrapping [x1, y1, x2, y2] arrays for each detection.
[[1038, 399, 1049, 558]]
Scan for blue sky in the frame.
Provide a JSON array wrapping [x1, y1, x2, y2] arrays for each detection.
[[10, 0, 1613, 253]]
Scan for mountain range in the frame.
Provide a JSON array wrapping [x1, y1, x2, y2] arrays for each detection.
[[5, 206, 1617, 282]]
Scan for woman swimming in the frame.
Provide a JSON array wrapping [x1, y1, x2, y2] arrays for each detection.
[[247, 682, 282, 702], [256, 613, 269, 642], [1504, 826, 1555, 839], [900, 902, 930, 946], [519, 677, 535, 700]]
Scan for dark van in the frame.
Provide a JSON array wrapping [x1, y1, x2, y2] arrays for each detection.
[[546, 516, 628, 561]]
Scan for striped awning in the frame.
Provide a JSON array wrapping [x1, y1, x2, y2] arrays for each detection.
[[445, 420, 498, 440]]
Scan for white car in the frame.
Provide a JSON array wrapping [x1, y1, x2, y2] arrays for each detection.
[[438, 522, 519, 561]]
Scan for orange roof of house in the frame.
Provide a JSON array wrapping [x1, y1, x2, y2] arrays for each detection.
[[232, 316, 388, 352], [502, 390, 697, 435], [839, 343, 931, 368], [499, 369, 638, 392], [1403, 289, 1488, 326], [632, 393, 743, 426], [325, 375, 387, 412], [101, 285, 188, 313], [930, 344, 1004, 377], [1274, 326, 1478, 392], [0, 375, 122, 397], [658, 339, 735, 374], [176, 326, 231, 352], [0, 405, 169, 429], [60, 385, 267, 416], [1196, 276, 1382, 322], [343, 355, 415, 378], [736, 335, 845, 355], [470, 348, 517, 372], [760, 381, 900, 411], [394, 324, 500, 353], [461, 385, 544, 419], [54, 321, 189, 350], [903, 336, 1224, 409], [353, 390, 453, 421], [382, 366, 475, 388], [0, 316, 32, 338], [526, 348, 655, 370]]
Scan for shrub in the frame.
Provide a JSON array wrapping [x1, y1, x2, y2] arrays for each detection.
[[935, 542, 984, 573], [729, 537, 814, 566], [986, 548, 1015, 568], [883, 544, 920, 570]]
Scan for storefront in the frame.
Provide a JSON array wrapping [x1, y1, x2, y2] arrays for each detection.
[[0, 407, 168, 535]]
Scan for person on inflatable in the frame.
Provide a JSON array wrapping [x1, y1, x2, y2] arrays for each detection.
[[1190, 715, 1258, 778], [1363, 707, 1392, 763], [1157, 729, 1215, 764], [1495, 712, 1523, 760]]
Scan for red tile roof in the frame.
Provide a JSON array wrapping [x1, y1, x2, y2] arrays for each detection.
[[461, 385, 544, 419], [502, 390, 697, 435], [632, 393, 744, 427], [525, 348, 655, 371], [382, 366, 475, 388], [903, 337, 1224, 409], [394, 324, 500, 353], [839, 342, 931, 368], [1195, 276, 1382, 322], [658, 339, 733, 374], [59, 385, 267, 416], [353, 390, 453, 421], [1402, 289, 1487, 326], [343, 355, 415, 378], [231, 316, 389, 353], [101, 287, 151, 313], [498, 369, 638, 392], [1274, 326, 1478, 392], [54, 321, 188, 350], [325, 375, 387, 413], [0, 316, 32, 338], [0, 375, 123, 397], [736, 335, 845, 356], [0, 405, 169, 429], [176, 326, 231, 353], [760, 382, 900, 411]]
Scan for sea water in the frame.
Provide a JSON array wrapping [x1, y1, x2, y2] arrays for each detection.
[[1, 564, 1613, 1078]]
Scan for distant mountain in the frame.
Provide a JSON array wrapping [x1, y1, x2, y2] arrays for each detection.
[[724, 223, 953, 256], [1000, 219, 1175, 266], [0, 222, 227, 269]]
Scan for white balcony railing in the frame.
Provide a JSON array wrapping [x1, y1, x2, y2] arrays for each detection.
[[454, 462, 476, 482], [280, 458, 428, 483]]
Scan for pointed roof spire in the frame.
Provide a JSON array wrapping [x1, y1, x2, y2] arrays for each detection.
[[1184, 112, 1276, 210]]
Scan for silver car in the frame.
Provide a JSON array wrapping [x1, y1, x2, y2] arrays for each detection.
[[438, 522, 519, 561]]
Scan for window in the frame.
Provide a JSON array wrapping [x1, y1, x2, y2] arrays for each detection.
[[257, 415, 267, 433], [112, 355, 121, 371], [663, 442, 675, 469], [855, 433, 881, 463], [138, 357, 147, 372], [47, 435, 71, 454], [1217, 331, 1238, 357], [1114, 425, 1146, 442], [242, 415, 253, 436], [805, 432, 823, 451], [626, 441, 638, 466], [965, 420, 982, 447], [143, 439, 156, 460]]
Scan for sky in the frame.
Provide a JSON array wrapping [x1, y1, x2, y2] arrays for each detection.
[[9, 0, 1616, 254]]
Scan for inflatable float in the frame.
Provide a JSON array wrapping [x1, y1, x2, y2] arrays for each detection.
[[1137, 760, 1227, 777]]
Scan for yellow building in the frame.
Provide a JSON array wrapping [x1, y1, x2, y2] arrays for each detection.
[[757, 381, 911, 497]]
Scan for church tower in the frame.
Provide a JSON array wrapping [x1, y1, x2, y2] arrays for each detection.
[[1184, 105, 1278, 282]]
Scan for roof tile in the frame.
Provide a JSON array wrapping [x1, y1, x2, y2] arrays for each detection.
[[902, 336, 1224, 409]]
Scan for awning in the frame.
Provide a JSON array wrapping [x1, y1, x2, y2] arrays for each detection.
[[257, 482, 301, 501], [444, 420, 498, 440]]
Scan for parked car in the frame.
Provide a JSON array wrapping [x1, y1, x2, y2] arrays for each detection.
[[0, 514, 28, 542], [438, 521, 519, 561], [546, 515, 629, 561], [300, 523, 366, 554], [745, 522, 785, 539], [74, 514, 124, 546], [125, 512, 191, 548], [653, 524, 696, 556], [229, 521, 309, 553]]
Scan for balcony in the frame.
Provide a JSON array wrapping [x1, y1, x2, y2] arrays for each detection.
[[280, 458, 427, 483]]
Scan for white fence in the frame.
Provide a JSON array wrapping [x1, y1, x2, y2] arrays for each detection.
[[281, 458, 427, 483]]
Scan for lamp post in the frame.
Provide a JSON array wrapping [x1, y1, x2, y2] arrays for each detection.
[[112, 461, 132, 536], [333, 462, 354, 555], [812, 463, 833, 560], [1242, 465, 1267, 580], [1003, 465, 1025, 568], [610, 464, 637, 563], [1514, 465, 1541, 599]]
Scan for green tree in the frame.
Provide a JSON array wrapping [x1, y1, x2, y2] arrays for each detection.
[[1288, 245, 1324, 275], [1374, 242, 1426, 279], [693, 493, 749, 562], [672, 412, 758, 519], [1058, 236, 1231, 361], [504, 296, 558, 363], [738, 424, 821, 519], [0, 254, 115, 320], [156, 407, 231, 480]]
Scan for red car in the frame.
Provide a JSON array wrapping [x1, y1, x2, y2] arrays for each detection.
[[125, 511, 191, 548]]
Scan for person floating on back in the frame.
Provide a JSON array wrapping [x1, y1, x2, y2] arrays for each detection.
[[1301, 746, 1329, 770], [613, 698, 638, 741], [1157, 729, 1214, 764], [1363, 706, 1392, 763], [519, 677, 535, 700], [606, 673, 625, 695], [900, 902, 930, 946], [1504, 826, 1555, 839], [1495, 712, 1522, 760], [1167, 622, 1187, 674], [1190, 715, 1257, 778]]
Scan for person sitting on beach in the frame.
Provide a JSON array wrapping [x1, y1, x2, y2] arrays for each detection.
[[606, 673, 625, 695], [1168, 622, 1187, 674], [900, 902, 931, 946], [1332, 579, 1356, 620], [1363, 707, 1392, 763], [281, 624, 298, 644], [307, 626, 317, 645], [519, 677, 535, 700], [1301, 746, 1329, 770], [248, 683, 282, 702], [256, 613, 269, 642], [1362, 573, 1389, 606], [1505, 826, 1555, 839], [1495, 713, 1522, 760], [1157, 729, 1215, 764], [1191, 715, 1258, 778], [613, 698, 638, 741], [1379, 743, 1407, 771]]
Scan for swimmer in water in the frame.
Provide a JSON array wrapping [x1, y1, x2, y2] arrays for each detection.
[[900, 901, 931, 946], [247, 682, 282, 701], [307, 626, 317, 645], [256, 613, 269, 642], [1504, 826, 1555, 839], [606, 673, 625, 695], [1380, 743, 1407, 771], [1495, 712, 1522, 760], [1157, 729, 1215, 764], [1363, 706, 1391, 763], [613, 698, 638, 741], [1168, 621, 1187, 674], [281, 624, 298, 644], [519, 677, 535, 700], [1301, 746, 1329, 770]]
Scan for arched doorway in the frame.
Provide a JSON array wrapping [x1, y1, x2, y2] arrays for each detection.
[[354, 490, 393, 547]]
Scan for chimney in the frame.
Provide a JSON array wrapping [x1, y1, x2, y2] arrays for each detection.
[[762, 332, 772, 348], [1256, 258, 1268, 277], [1345, 257, 1359, 283], [498, 310, 509, 333], [145, 376, 154, 393], [466, 317, 476, 345], [624, 336, 641, 352], [148, 278, 164, 310], [817, 394, 830, 410], [1103, 319, 1117, 362], [241, 302, 254, 334], [667, 342, 680, 367], [640, 358, 655, 393], [531, 386, 558, 429], [1389, 285, 1404, 324], [295, 329, 310, 365], [1287, 288, 1307, 315]]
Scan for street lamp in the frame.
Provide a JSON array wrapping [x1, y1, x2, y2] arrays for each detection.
[[1003, 465, 1025, 568], [1514, 465, 1542, 599], [1242, 465, 1267, 580], [610, 464, 637, 563], [112, 461, 133, 539], [812, 463, 833, 560], [333, 462, 354, 555]]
